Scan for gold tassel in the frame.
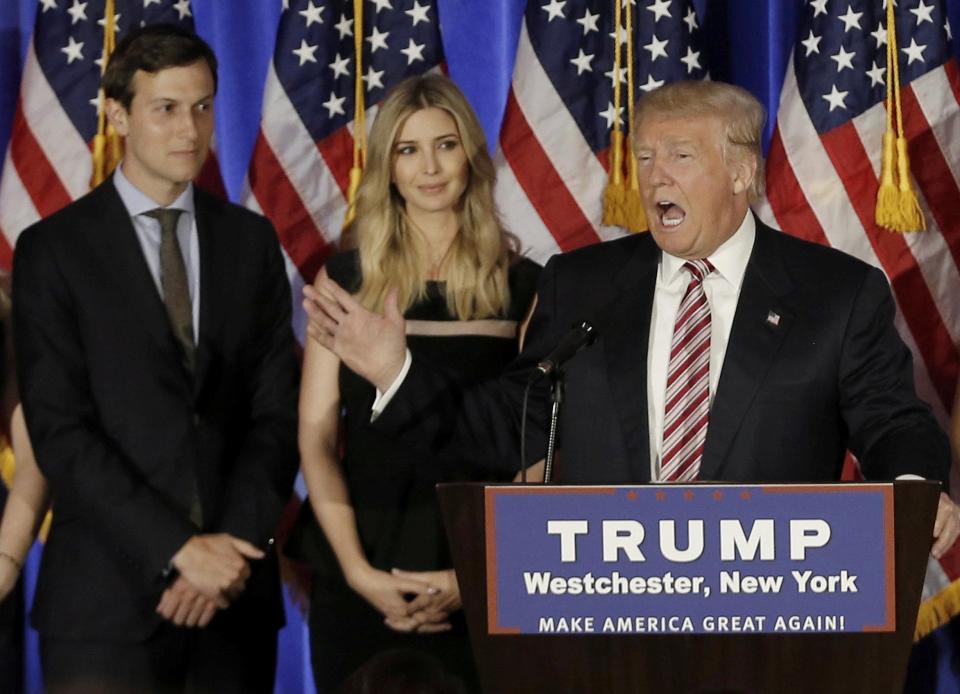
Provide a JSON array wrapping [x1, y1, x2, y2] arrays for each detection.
[[602, 188, 626, 227], [603, 131, 626, 227], [620, 0, 646, 233], [623, 179, 647, 232], [622, 131, 647, 231], [90, 0, 121, 188], [342, 0, 367, 230], [875, 131, 899, 229], [915, 578, 960, 641], [875, 0, 925, 232], [601, 0, 626, 227], [896, 135, 926, 231], [0, 440, 13, 489]]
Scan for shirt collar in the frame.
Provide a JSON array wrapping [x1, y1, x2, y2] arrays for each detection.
[[112, 162, 195, 219], [660, 210, 756, 291]]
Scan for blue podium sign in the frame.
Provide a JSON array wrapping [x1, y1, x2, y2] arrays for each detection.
[[484, 484, 895, 635]]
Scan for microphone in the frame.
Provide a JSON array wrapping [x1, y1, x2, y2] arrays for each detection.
[[536, 321, 597, 376]]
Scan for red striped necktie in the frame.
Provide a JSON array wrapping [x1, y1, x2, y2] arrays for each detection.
[[660, 259, 714, 482]]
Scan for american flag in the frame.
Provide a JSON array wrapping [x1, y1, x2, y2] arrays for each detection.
[[760, 0, 960, 630], [0, 0, 224, 269], [763, 0, 959, 439], [495, 0, 707, 263], [243, 0, 443, 319]]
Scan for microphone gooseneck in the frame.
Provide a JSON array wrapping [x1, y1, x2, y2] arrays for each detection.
[[536, 321, 597, 376], [520, 320, 598, 484]]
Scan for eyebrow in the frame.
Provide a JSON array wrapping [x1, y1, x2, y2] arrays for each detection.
[[394, 132, 460, 145], [636, 137, 700, 151], [147, 94, 215, 105]]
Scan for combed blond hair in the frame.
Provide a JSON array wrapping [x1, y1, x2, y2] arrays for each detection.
[[633, 80, 767, 201], [353, 74, 514, 320]]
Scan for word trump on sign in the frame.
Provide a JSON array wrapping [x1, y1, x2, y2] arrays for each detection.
[[546, 518, 831, 563]]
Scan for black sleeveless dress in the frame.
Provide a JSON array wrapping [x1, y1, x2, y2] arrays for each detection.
[[288, 249, 541, 692]]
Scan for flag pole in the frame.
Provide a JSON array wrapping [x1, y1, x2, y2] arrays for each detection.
[[601, 0, 626, 228], [622, 0, 647, 232], [90, 0, 121, 188], [343, 0, 367, 231]]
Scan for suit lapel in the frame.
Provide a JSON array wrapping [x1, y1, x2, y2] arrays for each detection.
[[193, 190, 225, 396], [700, 221, 795, 479], [92, 181, 183, 363], [598, 236, 659, 482]]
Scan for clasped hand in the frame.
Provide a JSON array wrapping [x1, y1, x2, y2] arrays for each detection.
[[156, 533, 264, 627], [348, 565, 462, 634]]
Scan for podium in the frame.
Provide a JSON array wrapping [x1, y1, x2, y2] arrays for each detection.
[[437, 481, 939, 694]]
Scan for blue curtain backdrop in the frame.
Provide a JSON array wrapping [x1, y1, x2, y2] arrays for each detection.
[[3, 1, 960, 692]]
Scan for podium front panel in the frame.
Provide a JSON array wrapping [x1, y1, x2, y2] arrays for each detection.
[[438, 481, 938, 694]]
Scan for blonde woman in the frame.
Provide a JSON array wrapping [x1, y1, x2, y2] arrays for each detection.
[[290, 74, 539, 692]]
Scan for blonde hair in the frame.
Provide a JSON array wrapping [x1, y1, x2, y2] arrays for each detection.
[[633, 80, 767, 201], [353, 74, 514, 320]]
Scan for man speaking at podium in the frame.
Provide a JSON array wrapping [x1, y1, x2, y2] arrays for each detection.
[[305, 80, 960, 557]]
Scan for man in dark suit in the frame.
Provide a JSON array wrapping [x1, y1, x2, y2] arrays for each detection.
[[305, 80, 960, 557], [13, 25, 299, 692]]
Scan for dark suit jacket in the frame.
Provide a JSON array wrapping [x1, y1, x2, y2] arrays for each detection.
[[13, 178, 300, 641], [377, 218, 949, 484]]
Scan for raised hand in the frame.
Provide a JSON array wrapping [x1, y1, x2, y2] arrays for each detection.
[[303, 269, 407, 392]]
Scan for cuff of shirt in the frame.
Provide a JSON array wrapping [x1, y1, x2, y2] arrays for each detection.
[[371, 349, 412, 421], [161, 559, 178, 584]]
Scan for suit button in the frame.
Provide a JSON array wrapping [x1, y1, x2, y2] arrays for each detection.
[[192, 414, 200, 426], [266, 537, 275, 547]]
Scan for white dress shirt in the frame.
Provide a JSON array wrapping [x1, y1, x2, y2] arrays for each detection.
[[647, 212, 756, 480], [112, 164, 201, 342]]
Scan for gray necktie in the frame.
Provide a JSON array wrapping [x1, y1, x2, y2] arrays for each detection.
[[143, 207, 202, 526], [144, 208, 195, 374]]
